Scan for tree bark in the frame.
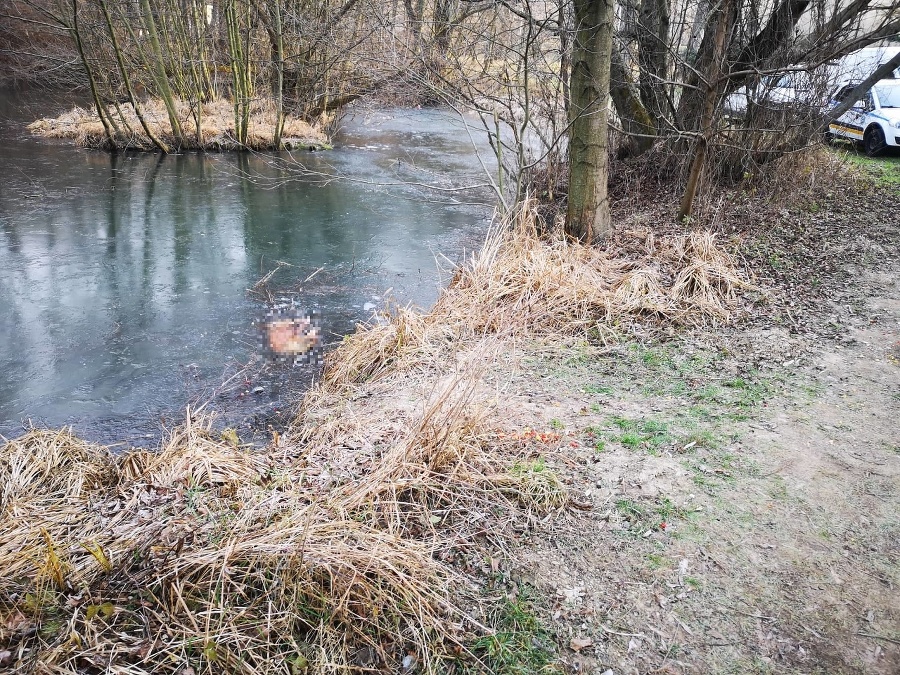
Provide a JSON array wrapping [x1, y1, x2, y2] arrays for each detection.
[[675, 1, 737, 135], [566, 0, 615, 244], [637, 0, 670, 131], [69, 0, 115, 149], [98, 0, 170, 152], [139, 0, 184, 144], [271, 0, 285, 148], [731, 0, 811, 76], [224, 0, 251, 145], [558, 0, 570, 117], [677, 0, 735, 222], [610, 40, 656, 157]]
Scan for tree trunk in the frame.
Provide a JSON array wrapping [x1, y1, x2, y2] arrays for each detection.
[[677, 0, 735, 222], [683, 0, 709, 69], [98, 0, 170, 152], [610, 41, 656, 157], [637, 0, 670, 131], [139, 0, 184, 144], [566, 0, 615, 243], [558, 0, 570, 117], [224, 0, 251, 146], [271, 0, 285, 148], [70, 0, 115, 149]]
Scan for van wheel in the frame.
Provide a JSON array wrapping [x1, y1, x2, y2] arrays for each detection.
[[823, 130, 834, 145], [864, 126, 886, 157]]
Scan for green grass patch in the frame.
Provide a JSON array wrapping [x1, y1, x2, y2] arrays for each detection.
[[838, 148, 900, 189], [655, 497, 685, 521], [471, 588, 560, 675], [593, 416, 674, 454], [646, 553, 669, 570], [616, 498, 647, 522], [582, 383, 613, 395]]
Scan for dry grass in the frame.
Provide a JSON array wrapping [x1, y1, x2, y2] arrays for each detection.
[[0, 201, 753, 673], [324, 200, 752, 389], [0, 366, 562, 673], [28, 97, 328, 151]]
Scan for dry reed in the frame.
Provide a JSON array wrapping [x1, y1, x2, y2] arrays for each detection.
[[28, 98, 328, 151], [1, 365, 560, 673], [325, 199, 752, 389]]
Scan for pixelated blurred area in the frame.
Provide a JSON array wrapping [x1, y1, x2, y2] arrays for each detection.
[[261, 309, 323, 363]]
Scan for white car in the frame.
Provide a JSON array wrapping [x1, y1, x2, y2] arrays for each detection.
[[827, 79, 900, 156], [834, 47, 900, 83], [724, 71, 828, 117]]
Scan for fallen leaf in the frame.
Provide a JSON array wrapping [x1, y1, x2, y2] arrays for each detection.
[[569, 636, 593, 652], [3, 610, 30, 632], [289, 654, 308, 674]]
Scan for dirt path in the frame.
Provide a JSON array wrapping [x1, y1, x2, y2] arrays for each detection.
[[490, 259, 899, 673]]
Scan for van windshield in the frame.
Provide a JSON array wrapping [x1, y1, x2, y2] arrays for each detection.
[[875, 85, 900, 108]]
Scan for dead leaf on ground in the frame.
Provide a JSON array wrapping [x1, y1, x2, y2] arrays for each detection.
[[570, 636, 594, 652]]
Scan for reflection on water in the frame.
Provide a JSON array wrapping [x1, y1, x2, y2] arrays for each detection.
[[0, 93, 494, 446]]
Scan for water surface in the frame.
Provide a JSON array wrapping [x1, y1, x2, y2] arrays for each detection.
[[0, 92, 494, 446]]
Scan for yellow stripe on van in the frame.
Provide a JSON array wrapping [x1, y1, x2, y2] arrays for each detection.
[[829, 123, 863, 137]]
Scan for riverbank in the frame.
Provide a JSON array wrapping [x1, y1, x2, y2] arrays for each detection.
[[0, 195, 752, 672], [2, 148, 898, 673], [28, 97, 330, 151]]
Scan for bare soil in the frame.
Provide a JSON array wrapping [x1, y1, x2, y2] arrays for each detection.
[[483, 175, 900, 673]]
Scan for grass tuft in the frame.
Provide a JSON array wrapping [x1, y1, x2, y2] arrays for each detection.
[[326, 200, 752, 390]]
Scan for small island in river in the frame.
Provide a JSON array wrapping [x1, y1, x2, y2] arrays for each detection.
[[29, 97, 330, 152]]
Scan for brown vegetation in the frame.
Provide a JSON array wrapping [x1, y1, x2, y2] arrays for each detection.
[[27, 98, 329, 151], [0, 201, 749, 673], [324, 201, 749, 388]]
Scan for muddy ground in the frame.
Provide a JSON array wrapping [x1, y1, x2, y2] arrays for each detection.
[[483, 164, 899, 673]]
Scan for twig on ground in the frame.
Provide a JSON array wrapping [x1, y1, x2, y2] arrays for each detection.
[[857, 632, 900, 645]]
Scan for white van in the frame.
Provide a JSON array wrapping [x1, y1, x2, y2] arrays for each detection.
[[826, 79, 900, 156], [832, 46, 900, 83], [723, 46, 900, 118]]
